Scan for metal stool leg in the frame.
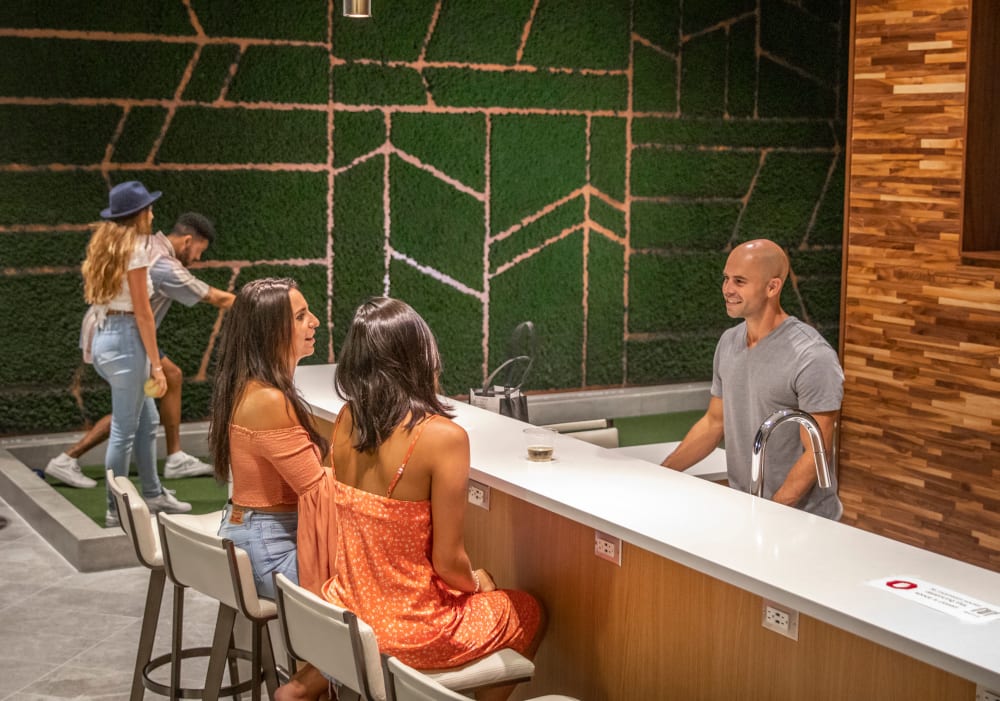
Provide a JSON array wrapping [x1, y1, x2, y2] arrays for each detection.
[[170, 583, 184, 700], [227, 631, 242, 701], [259, 623, 279, 700], [204, 604, 238, 701], [131, 569, 166, 701]]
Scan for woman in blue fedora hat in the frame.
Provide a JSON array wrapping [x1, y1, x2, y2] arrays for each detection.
[[82, 181, 192, 526]]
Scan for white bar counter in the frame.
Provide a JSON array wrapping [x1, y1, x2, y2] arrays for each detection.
[[295, 364, 1000, 693]]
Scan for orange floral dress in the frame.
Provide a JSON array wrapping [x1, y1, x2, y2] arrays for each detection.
[[321, 415, 541, 669]]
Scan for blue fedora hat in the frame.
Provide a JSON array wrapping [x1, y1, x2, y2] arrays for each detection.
[[100, 181, 162, 219]]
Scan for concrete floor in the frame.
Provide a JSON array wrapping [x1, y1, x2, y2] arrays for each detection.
[[0, 494, 232, 701]]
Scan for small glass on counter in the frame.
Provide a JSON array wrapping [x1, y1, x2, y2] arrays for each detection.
[[523, 426, 556, 462]]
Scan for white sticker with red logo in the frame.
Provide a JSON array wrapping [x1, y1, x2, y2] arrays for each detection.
[[869, 576, 1000, 624]]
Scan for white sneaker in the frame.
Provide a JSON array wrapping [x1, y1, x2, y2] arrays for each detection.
[[144, 488, 192, 514], [163, 451, 214, 479], [44, 453, 97, 489], [105, 509, 120, 529]]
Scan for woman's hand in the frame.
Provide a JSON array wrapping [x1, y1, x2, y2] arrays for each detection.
[[474, 568, 496, 593], [145, 365, 167, 398]]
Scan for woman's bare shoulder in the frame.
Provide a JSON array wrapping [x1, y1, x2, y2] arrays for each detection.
[[233, 381, 299, 430], [421, 415, 468, 448]]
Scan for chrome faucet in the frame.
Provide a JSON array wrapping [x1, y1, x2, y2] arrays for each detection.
[[750, 409, 832, 498]]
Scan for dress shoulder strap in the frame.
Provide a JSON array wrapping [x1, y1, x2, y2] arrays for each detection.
[[329, 409, 348, 474], [386, 415, 438, 498]]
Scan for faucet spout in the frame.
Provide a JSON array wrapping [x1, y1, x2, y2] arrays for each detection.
[[750, 409, 832, 499]]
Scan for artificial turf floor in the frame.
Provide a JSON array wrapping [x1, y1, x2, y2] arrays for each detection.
[[42, 458, 228, 527]]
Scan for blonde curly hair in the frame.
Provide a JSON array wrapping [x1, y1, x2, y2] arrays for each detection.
[[81, 210, 152, 304]]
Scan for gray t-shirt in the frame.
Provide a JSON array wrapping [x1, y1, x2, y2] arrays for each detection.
[[712, 316, 844, 519], [148, 232, 210, 327]]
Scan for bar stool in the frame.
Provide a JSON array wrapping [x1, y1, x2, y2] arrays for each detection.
[[383, 654, 580, 701], [106, 471, 230, 699], [157, 512, 280, 701], [273, 573, 535, 701]]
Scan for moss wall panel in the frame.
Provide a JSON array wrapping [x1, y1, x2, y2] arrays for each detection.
[[332, 159, 386, 351], [489, 236, 584, 391], [390, 155, 484, 290], [0, 1, 848, 434], [0, 274, 86, 386], [0, 38, 193, 99], [520, 0, 630, 70], [0, 0, 193, 35], [841, 0, 1000, 572], [0, 172, 107, 226], [586, 234, 625, 386], [192, 0, 327, 41], [111, 107, 168, 164], [0, 106, 121, 165], [122, 171, 329, 261], [425, 0, 534, 64], [228, 46, 330, 104], [388, 259, 483, 397]]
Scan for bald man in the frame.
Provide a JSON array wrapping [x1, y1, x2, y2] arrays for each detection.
[[662, 239, 844, 519]]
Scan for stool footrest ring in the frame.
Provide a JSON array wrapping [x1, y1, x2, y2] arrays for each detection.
[[142, 646, 254, 699]]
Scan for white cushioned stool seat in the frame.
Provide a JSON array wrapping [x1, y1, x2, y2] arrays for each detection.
[[424, 647, 533, 692], [107, 471, 226, 700], [384, 654, 579, 701], [274, 573, 538, 701], [158, 511, 279, 701]]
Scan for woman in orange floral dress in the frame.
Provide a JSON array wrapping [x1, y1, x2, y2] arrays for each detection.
[[281, 297, 544, 701]]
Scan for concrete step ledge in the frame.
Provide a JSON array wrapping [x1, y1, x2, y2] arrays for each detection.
[[0, 422, 210, 572]]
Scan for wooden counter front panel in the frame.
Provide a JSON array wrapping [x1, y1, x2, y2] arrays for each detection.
[[464, 489, 973, 701]]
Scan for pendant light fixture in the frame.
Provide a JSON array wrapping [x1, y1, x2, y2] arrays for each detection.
[[343, 0, 372, 18]]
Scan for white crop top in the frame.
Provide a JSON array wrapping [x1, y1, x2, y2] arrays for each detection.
[[107, 238, 154, 311]]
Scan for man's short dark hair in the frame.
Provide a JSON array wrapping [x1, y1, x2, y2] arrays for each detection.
[[171, 212, 216, 244]]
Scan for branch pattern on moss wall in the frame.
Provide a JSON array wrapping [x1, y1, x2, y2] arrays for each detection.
[[0, 0, 848, 434]]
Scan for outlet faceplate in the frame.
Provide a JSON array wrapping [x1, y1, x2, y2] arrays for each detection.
[[594, 530, 622, 566], [761, 599, 799, 640], [467, 479, 490, 510]]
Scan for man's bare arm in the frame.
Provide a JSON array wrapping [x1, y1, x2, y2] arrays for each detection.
[[771, 409, 838, 506], [202, 287, 235, 309], [661, 396, 725, 471]]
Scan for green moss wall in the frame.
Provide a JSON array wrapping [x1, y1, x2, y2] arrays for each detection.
[[0, 0, 848, 434]]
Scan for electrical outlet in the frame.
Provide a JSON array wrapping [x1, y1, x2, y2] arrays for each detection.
[[594, 530, 622, 566], [977, 686, 1000, 701], [467, 479, 490, 510], [761, 599, 799, 640]]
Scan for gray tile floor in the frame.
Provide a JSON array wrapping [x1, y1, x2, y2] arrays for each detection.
[[0, 495, 231, 701]]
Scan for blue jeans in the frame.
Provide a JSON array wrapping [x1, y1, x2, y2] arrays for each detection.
[[91, 315, 162, 511], [218, 505, 299, 600]]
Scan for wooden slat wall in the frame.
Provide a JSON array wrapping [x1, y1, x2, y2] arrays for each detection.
[[840, 0, 1000, 571]]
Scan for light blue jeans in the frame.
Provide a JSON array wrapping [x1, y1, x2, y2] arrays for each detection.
[[218, 504, 299, 601], [91, 315, 163, 511]]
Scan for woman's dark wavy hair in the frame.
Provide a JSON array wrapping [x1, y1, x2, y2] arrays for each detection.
[[209, 277, 328, 481], [337, 297, 453, 453]]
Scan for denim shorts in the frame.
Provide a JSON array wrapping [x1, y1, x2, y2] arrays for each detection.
[[218, 504, 298, 601]]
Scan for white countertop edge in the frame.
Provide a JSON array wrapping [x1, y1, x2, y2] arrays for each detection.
[[295, 364, 1000, 689], [471, 465, 1000, 688]]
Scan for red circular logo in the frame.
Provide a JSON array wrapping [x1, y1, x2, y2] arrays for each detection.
[[886, 580, 918, 590]]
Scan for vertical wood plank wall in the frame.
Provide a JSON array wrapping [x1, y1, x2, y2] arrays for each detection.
[[840, 0, 1000, 571], [464, 491, 974, 700]]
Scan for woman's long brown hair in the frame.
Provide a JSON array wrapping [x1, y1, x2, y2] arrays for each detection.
[[209, 278, 328, 481], [336, 297, 453, 453]]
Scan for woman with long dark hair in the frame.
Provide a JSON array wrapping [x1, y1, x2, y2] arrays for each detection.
[[209, 277, 335, 600], [315, 297, 543, 701]]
